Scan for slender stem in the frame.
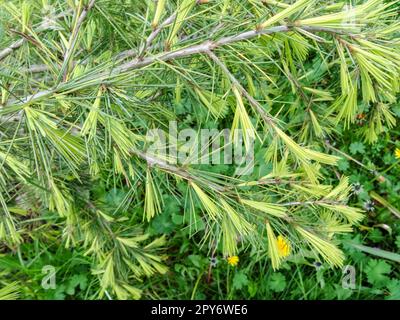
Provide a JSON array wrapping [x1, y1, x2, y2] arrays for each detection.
[[281, 199, 344, 206], [190, 270, 205, 300], [261, 0, 290, 9], [23, 64, 51, 74], [0, 39, 25, 61], [324, 139, 379, 177], [236, 178, 301, 187]]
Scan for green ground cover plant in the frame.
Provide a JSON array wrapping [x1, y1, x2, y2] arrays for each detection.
[[0, 0, 399, 300]]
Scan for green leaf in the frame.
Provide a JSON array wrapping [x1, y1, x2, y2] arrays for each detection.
[[337, 158, 350, 171], [268, 273, 287, 293], [105, 188, 127, 209], [172, 214, 184, 225], [395, 236, 400, 250], [368, 229, 384, 243], [232, 271, 249, 290], [247, 282, 258, 298], [66, 274, 88, 295], [151, 213, 176, 234], [188, 255, 204, 269], [364, 259, 391, 287], [386, 279, 400, 300], [333, 284, 353, 300], [349, 142, 365, 155]]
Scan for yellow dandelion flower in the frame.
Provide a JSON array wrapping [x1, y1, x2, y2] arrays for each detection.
[[276, 235, 290, 258], [227, 256, 239, 267], [395, 148, 400, 160]]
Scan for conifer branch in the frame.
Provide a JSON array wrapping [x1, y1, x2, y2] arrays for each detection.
[[1, 0, 398, 296], [0, 39, 25, 62], [0, 9, 72, 62], [131, 149, 227, 193], [3, 25, 350, 109], [138, 12, 177, 58], [59, 0, 96, 81], [206, 50, 275, 124]]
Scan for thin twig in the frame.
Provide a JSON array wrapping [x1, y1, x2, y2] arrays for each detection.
[[0, 10, 72, 62], [281, 199, 344, 206], [0, 39, 25, 61], [116, 21, 225, 61], [261, 0, 290, 9], [59, 0, 96, 82], [4, 25, 352, 108], [131, 149, 226, 193], [23, 64, 51, 74], [324, 139, 380, 177], [138, 13, 177, 58]]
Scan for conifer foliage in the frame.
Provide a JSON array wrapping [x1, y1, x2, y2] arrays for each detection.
[[0, 0, 399, 298]]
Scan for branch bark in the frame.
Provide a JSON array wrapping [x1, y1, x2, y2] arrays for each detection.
[[131, 149, 227, 193], [0, 39, 25, 61]]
